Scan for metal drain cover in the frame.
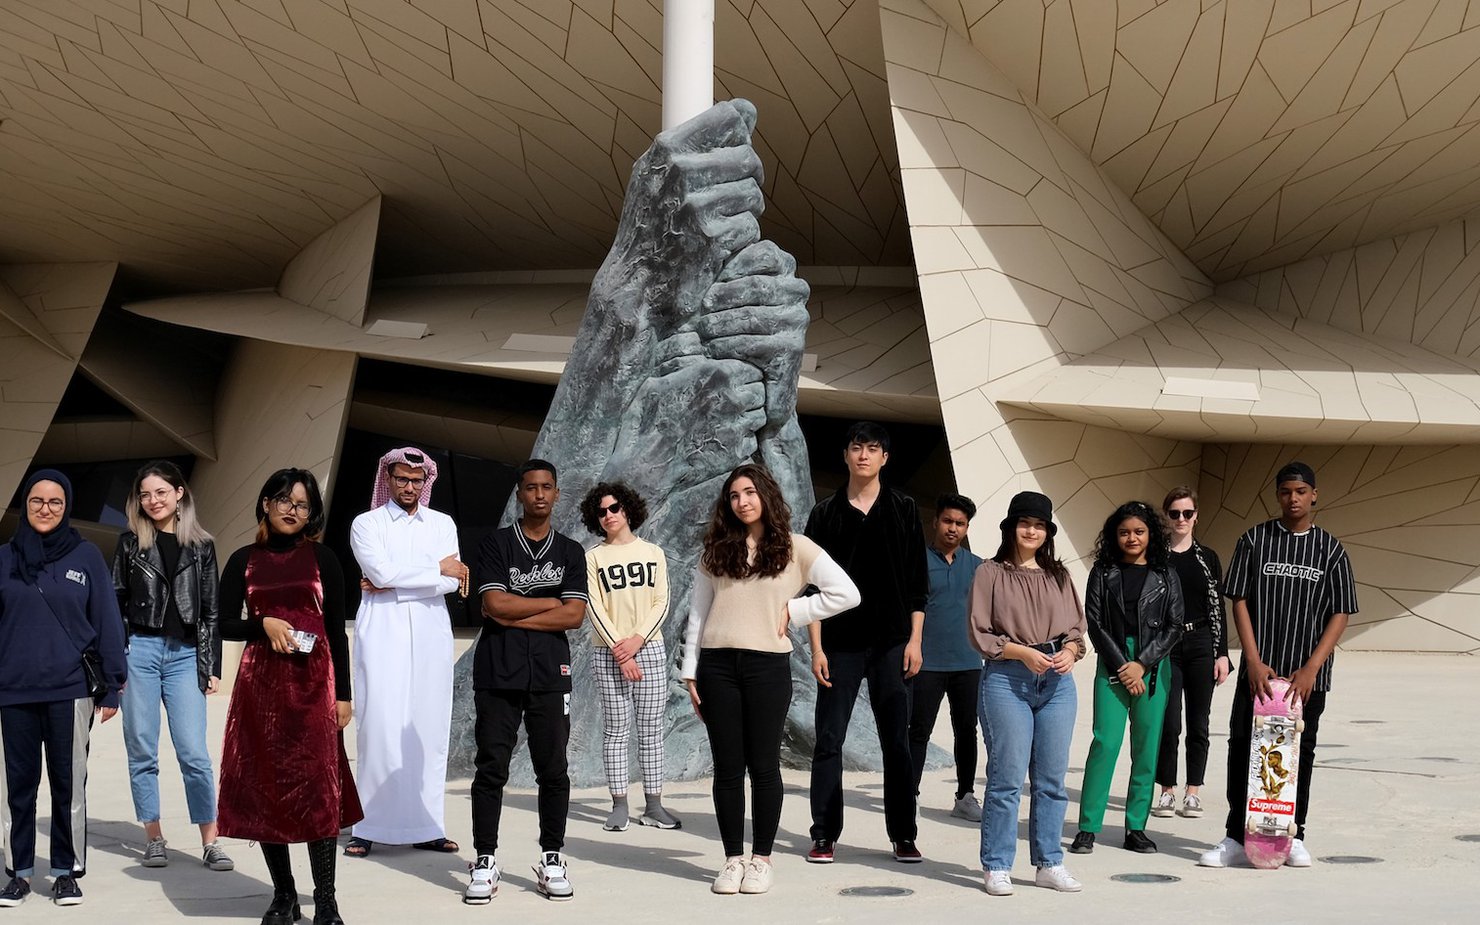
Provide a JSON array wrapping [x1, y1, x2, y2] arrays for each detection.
[[1319, 855, 1382, 864], [1455, 834, 1480, 843], [839, 886, 914, 897], [1110, 873, 1180, 883]]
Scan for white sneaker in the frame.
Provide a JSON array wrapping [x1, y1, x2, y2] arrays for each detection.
[[1197, 837, 1246, 868], [1285, 838, 1311, 867], [739, 858, 773, 894], [712, 857, 745, 895], [1034, 865, 1082, 892], [983, 870, 1014, 896], [533, 851, 573, 900], [1151, 791, 1176, 818], [464, 855, 498, 904]]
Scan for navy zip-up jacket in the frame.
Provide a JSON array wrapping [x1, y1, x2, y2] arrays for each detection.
[[0, 541, 127, 708]]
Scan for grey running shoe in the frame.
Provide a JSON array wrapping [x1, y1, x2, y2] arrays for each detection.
[[638, 806, 682, 830], [533, 851, 573, 901], [951, 793, 983, 822], [603, 802, 629, 832], [202, 842, 234, 871], [142, 837, 169, 868], [1152, 791, 1176, 818], [1179, 793, 1204, 818]]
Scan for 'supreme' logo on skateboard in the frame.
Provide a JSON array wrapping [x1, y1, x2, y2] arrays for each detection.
[[1249, 798, 1294, 814]]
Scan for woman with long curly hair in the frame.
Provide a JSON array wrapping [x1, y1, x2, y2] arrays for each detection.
[[680, 464, 858, 896], [1070, 500, 1184, 857], [578, 481, 680, 832]]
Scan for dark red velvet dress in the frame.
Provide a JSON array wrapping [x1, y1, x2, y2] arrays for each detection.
[[218, 542, 362, 843]]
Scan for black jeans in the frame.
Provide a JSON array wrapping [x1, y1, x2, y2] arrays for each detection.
[[471, 688, 569, 855], [809, 641, 916, 843], [908, 668, 981, 799], [1223, 671, 1326, 842], [694, 648, 791, 858], [1156, 630, 1217, 787]]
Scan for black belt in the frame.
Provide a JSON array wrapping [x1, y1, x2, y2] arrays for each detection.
[[1182, 619, 1209, 632], [1025, 637, 1066, 655]]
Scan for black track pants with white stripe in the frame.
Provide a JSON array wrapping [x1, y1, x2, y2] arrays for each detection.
[[1, 698, 94, 879]]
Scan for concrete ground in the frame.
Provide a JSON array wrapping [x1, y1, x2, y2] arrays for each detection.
[[4, 651, 1476, 923]]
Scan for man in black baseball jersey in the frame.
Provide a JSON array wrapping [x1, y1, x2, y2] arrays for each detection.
[[466, 460, 588, 903], [1198, 461, 1357, 869], [804, 422, 929, 864]]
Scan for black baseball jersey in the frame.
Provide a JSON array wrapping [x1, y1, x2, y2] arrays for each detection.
[[1224, 520, 1358, 691], [474, 523, 589, 693]]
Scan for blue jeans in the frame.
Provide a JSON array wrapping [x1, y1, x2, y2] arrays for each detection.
[[122, 635, 216, 825], [978, 658, 1077, 870]]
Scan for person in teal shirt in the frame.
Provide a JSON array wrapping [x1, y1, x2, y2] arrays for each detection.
[[908, 494, 986, 821]]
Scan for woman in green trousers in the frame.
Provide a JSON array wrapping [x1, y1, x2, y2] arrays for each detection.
[[1071, 501, 1183, 855]]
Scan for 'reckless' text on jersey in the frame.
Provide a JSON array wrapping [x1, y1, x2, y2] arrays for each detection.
[[474, 523, 589, 693], [1224, 520, 1358, 692]]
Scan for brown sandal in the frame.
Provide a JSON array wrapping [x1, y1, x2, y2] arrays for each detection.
[[411, 837, 459, 853]]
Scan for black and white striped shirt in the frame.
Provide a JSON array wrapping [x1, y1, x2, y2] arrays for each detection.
[[1224, 520, 1357, 691]]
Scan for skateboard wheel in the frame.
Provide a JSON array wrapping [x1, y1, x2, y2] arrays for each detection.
[[1295, 720, 1305, 733], [1287, 823, 1297, 836], [1254, 716, 1267, 730], [1246, 819, 1257, 834]]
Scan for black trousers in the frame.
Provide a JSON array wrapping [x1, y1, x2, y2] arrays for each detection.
[[695, 648, 791, 858], [471, 688, 569, 856], [1222, 671, 1327, 842], [0, 699, 93, 879], [809, 641, 916, 843], [908, 668, 981, 799], [1156, 630, 1217, 787]]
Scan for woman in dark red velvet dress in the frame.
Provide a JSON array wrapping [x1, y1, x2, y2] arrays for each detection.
[[219, 468, 361, 925]]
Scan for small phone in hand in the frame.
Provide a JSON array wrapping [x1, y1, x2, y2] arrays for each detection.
[[290, 630, 318, 654]]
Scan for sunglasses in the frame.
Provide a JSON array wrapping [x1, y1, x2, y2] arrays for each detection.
[[598, 502, 623, 516], [1165, 509, 1197, 520]]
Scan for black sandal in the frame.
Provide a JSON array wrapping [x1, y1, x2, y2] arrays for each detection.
[[411, 837, 460, 853], [343, 837, 372, 858]]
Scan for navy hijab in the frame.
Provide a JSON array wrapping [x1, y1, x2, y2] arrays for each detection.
[[9, 469, 84, 584]]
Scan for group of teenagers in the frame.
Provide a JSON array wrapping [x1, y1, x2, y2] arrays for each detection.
[[0, 420, 1357, 921]]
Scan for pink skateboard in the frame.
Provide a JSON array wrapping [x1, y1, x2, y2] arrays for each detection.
[[1244, 677, 1304, 869]]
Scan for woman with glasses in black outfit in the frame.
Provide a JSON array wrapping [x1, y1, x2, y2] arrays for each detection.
[[1151, 487, 1230, 821], [217, 469, 361, 925]]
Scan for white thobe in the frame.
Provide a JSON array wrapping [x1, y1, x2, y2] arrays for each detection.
[[350, 502, 460, 844]]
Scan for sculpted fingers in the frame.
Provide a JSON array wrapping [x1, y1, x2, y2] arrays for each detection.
[[653, 98, 757, 158], [718, 241, 796, 281], [670, 146, 764, 194]]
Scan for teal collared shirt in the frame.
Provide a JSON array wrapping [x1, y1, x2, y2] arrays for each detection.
[[922, 544, 985, 672]]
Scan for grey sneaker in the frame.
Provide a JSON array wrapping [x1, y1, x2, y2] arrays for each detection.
[[202, 842, 234, 871], [603, 802, 629, 832], [464, 855, 499, 904], [142, 837, 169, 868], [951, 793, 983, 822], [1152, 791, 1176, 818], [638, 806, 682, 830], [1179, 793, 1204, 818], [533, 851, 573, 901]]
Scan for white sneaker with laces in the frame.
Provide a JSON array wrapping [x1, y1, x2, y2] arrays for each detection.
[[533, 851, 573, 900], [1151, 791, 1176, 818], [1284, 838, 1311, 867], [464, 855, 499, 904], [739, 858, 773, 894], [1197, 837, 1246, 868], [983, 870, 1014, 896], [712, 857, 745, 895], [1035, 865, 1082, 892]]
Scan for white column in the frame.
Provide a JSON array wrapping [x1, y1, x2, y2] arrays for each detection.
[[662, 0, 715, 130]]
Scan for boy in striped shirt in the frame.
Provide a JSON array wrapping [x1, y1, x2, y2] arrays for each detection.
[[1198, 462, 1357, 870]]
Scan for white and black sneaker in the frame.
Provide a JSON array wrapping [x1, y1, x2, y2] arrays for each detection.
[[51, 876, 83, 906], [464, 855, 499, 904], [0, 877, 31, 907], [533, 851, 573, 901]]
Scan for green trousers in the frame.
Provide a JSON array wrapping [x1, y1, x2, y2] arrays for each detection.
[[1078, 639, 1169, 833]]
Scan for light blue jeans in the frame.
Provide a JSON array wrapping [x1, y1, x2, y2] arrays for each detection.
[[121, 635, 216, 825], [978, 658, 1077, 871]]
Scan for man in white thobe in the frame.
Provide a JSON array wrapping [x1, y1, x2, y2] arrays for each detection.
[[345, 447, 468, 857]]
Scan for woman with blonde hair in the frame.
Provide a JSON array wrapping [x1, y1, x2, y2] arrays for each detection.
[[112, 460, 231, 872]]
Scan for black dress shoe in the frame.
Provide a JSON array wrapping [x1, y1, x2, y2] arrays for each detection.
[[261, 891, 302, 925], [312, 891, 344, 925], [1123, 830, 1158, 854], [1068, 831, 1095, 854]]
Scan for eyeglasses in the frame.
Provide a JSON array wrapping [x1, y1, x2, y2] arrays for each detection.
[[391, 476, 426, 488], [27, 497, 65, 513], [1166, 509, 1197, 520], [272, 497, 313, 516], [139, 487, 177, 504], [600, 502, 623, 516]]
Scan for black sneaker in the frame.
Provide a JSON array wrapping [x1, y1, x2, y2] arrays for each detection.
[[806, 839, 834, 863], [891, 840, 923, 863], [1069, 831, 1096, 854], [51, 876, 82, 907], [1123, 830, 1158, 854], [0, 877, 30, 907]]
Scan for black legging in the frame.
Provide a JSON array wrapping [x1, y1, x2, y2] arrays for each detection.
[[1156, 630, 1217, 787], [908, 668, 981, 799], [694, 648, 791, 858]]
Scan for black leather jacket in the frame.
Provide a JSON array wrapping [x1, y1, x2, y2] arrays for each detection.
[[111, 533, 221, 692], [1084, 563, 1184, 678]]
